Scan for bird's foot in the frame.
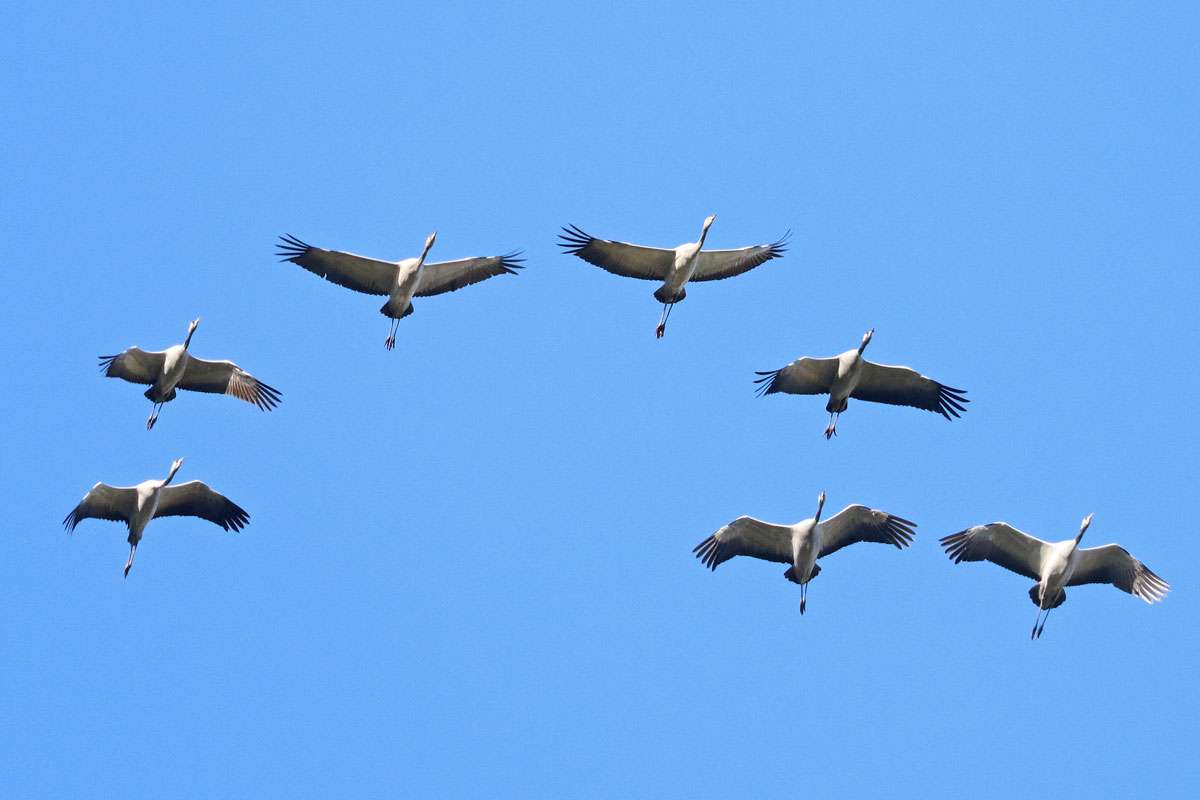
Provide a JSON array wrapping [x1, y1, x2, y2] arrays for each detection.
[[123, 562, 132, 579], [146, 415, 156, 431], [384, 335, 395, 351], [800, 598, 806, 615], [824, 426, 836, 440], [655, 323, 665, 338]]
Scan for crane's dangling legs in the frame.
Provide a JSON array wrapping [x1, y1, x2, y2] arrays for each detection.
[[384, 318, 399, 351], [1034, 607, 1052, 640], [799, 582, 808, 615], [655, 302, 674, 339], [146, 403, 162, 430], [123, 543, 138, 578], [824, 412, 840, 439]]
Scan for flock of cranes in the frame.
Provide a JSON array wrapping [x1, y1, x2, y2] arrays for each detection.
[[63, 216, 1169, 639]]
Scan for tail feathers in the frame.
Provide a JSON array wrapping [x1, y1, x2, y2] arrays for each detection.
[[143, 387, 176, 402], [1029, 584, 1066, 609], [784, 563, 820, 584], [654, 285, 686, 304], [379, 303, 415, 319]]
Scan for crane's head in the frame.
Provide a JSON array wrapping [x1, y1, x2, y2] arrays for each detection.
[[858, 328, 875, 353], [167, 457, 185, 481], [815, 490, 826, 520], [703, 214, 716, 230], [1075, 513, 1094, 543], [188, 317, 201, 333], [424, 231, 437, 253]]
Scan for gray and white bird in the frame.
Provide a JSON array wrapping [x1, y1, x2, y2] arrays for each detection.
[[693, 492, 916, 613], [63, 458, 249, 578], [100, 318, 281, 429], [276, 232, 524, 349], [940, 515, 1170, 639], [558, 215, 788, 338], [754, 328, 968, 439]]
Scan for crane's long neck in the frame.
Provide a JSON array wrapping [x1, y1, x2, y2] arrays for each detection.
[[163, 463, 182, 486], [183, 327, 196, 350]]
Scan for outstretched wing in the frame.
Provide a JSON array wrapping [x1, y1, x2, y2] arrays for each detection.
[[1069, 544, 1170, 603], [818, 504, 917, 558], [939, 522, 1048, 580], [851, 361, 968, 419], [558, 225, 674, 280], [693, 516, 793, 570], [415, 252, 524, 297], [276, 234, 397, 296], [178, 357, 281, 411], [154, 481, 249, 532], [63, 483, 137, 530], [691, 232, 789, 281], [753, 357, 839, 397], [99, 348, 167, 385]]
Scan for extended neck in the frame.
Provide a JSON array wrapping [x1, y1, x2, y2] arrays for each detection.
[[183, 327, 196, 350], [164, 463, 182, 486]]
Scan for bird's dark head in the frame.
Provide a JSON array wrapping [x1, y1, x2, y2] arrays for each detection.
[[703, 214, 716, 231], [859, 328, 875, 353], [424, 231, 437, 252], [167, 457, 185, 483], [815, 490, 826, 521], [184, 317, 201, 347]]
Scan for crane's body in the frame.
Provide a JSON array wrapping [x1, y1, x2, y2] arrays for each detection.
[[755, 329, 967, 439], [101, 318, 281, 429], [694, 492, 916, 614], [276, 231, 523, 350], [559, 215, 787, 338], [940, 513, 1169, 639], [63, 458, 250, 578]]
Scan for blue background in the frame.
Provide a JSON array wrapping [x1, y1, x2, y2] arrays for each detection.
[[2, 2, 1197, 796]]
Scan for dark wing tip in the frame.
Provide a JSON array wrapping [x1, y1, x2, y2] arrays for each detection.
[[276, 233, 312, 262], [499, 251, 525, 274], [935, 383, 969, 419], [98, 354, 118, 374], [63, 508, 78, 531], [557, 224, 594, 254], [753, 368, 783, 397]]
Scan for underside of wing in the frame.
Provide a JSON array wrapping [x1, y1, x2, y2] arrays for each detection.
[[691, 232, 789, 281], [414, 252, 524, 297], [818, 505, 917, 558], [276, 234, 396, 296], [754, 357, 838, 397], [851, 361, 968, 419], [63, 483, 137, 531], [693, 516, 792, 570], [178, 357, 281, 411], [939, 523, 1046, 580], [1069, 544, 1170, 603], [154, 481, 250, 532], [558, 225, 674, 280], [99, 347, 166, 385]]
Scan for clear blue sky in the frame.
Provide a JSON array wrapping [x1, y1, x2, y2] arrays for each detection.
[[2, 2, 1198, 796]]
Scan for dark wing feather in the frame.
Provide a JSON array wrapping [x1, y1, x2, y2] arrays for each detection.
[[154, 481, 249, 532], [276, 234, 396, 296], [754, 357, 839, 397], [939, 523, 1047, 580], [691, 232, 789, 281], [818, 505, 917, 558], [557, 225, 674, 280], [414, 252, 524, 297], [692, 516, 792, 570], [63, 483, 137, 530], [98, 348, 167, 385], [1069, 544, 1170, 603], [851, 361, 968, 419], [177, 356, 281, 411]]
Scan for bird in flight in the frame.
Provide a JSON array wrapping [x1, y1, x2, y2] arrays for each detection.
[[754, 328, 967, 438], [940, 514, 1169, 639], [559, 215, 787, 338], [693, 491, 916, 614], [100, 318, 281, 430], [277, 232, 524, 350]]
